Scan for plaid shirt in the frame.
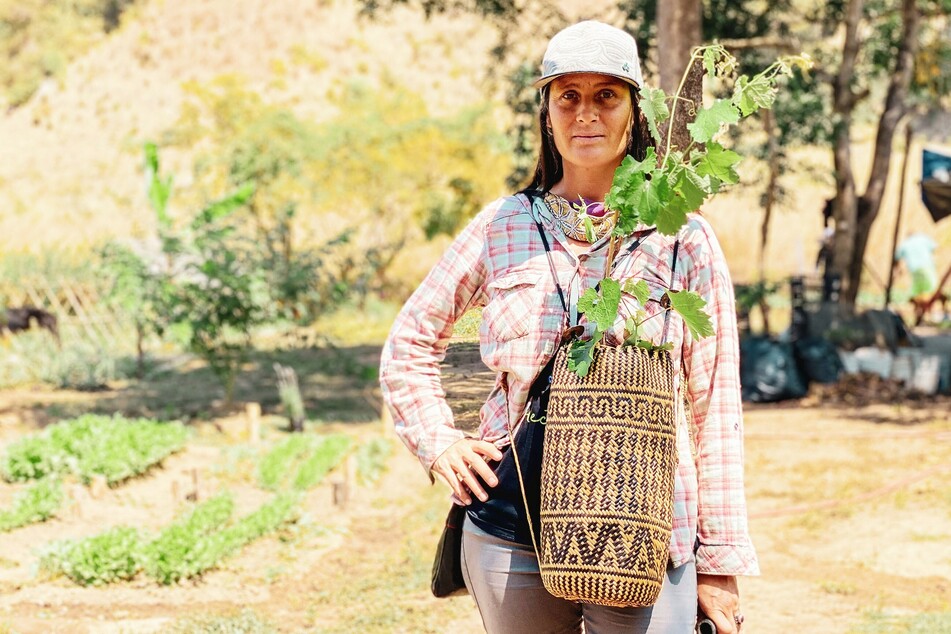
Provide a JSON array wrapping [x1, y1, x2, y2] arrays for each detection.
[[380, 193, 759, 576]]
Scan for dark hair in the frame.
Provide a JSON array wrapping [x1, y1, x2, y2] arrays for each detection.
[[520, 84, 654, 196]]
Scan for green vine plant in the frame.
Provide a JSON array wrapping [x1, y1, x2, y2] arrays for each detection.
[[567, 44, 812, 378]]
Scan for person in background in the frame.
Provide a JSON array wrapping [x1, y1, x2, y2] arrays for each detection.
[[895, 232, 944, 324], [380, 20, 758, 634]]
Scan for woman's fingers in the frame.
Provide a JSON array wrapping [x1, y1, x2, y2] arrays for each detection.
[[698, 574, 740, 634], [432, 438, 503, 504]]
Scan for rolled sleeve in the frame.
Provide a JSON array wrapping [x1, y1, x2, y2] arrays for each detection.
[[379, 207, 490, 475], [683, 217, 760, 576]]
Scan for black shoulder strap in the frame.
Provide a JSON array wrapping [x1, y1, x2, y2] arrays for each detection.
[[661, 240, 681, 344], [526, 192, 569, 316]]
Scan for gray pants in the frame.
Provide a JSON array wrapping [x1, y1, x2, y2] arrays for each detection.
[[460, 518, 698, 634]]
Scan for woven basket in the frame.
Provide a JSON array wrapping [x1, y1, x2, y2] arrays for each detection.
[[539, 343, 677, 608]]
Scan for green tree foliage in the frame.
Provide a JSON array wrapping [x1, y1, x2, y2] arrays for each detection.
[[168, 74, 510, 299], [0, 0, 139, 107]]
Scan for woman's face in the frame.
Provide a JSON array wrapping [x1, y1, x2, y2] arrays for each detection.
[[547, 73, 633, 174]]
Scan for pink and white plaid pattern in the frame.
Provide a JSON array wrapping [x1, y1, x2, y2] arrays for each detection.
[[380, 194, 759, 576]]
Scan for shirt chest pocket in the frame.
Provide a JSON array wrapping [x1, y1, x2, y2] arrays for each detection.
[[481, 269, 543, 343]]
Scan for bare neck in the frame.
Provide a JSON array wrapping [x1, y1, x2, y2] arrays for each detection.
[[551, 165, 616, 202]]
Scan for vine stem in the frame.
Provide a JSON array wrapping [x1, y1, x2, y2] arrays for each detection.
[[662, 47, 706, 170]]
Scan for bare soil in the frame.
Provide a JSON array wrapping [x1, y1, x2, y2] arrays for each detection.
[[0, 341, 949, 633]]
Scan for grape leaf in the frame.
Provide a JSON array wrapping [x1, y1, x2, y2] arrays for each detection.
[[638, 87, 669, 143], [623, 316, 639, 345], [673, 164, 708, 211], [578, 279, 621, 331], [622, 279, 650, 306], [654, 195, 690, 236], [686, 100, 740, 144], [615, 147, 658, 180], [608, 150, 659, 236], [732, 74, 777, 117], [567, 331, 602, 378], [634, 171, 670, 227], [667, 290, 714, 340], [694, 142, 741, 186]]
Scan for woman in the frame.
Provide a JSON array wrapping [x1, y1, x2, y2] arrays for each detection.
[[380, 20, 758, 634]]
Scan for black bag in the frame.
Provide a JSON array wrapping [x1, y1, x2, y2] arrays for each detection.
[[431, 504, 467, 597], [740, 335, 808, 402], [793, 336, 843, 384]]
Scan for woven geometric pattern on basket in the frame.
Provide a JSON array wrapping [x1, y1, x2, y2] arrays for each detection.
[[540, 343, 677, 608]]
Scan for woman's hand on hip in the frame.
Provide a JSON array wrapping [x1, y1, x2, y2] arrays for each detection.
[[697, 573, 741, 634], [431, 438, 503, 504]]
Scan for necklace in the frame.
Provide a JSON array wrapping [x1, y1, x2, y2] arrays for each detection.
[[543, 192, 615, 243]]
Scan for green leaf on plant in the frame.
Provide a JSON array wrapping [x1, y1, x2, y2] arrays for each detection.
[[192, 182, 255, 230], [667, 290, 715, 340], [582, 215, 597, 243], [687, 100, 740, 143], [732, 74, 777, 117], [622, 279, 650, 306], [567, 331, 602, 378], [615, 148, 658, 180], [623, 317, 639, 345], [634, 171, 670, 227], [578, 279, 621, 331], [607, 150, 659, 235], [638, 87, 669, 143], [654, 196, 690, 236], [673, 164, 709, 211], [694, 142, 742, 187], [637, 340, 675, 352]]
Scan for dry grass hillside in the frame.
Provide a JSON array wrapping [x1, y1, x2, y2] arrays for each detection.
[[0, 0, 948, 294], [0, 0, 499, 249]]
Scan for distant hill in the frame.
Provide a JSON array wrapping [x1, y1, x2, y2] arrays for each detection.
[[0, 0, 497, 252]]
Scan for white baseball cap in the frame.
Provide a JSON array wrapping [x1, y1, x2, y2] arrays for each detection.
[[534, 21, 643, 90]]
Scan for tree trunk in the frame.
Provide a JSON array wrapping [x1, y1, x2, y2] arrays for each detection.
[[845, 0, 919, 306], [759, 108, 780, 283], [830, 0, 864, 307], [657, 0, 703, 157]]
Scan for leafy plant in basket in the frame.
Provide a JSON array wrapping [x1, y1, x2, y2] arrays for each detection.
[[566, 45, 812, 377]]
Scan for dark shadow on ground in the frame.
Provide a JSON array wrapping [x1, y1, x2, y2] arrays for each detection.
[[4, 345, 385, 428], [441, 340, 494, 434]]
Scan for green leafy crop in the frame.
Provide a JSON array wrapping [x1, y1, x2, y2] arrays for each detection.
[[39, 492, 300, 586], [257, 433, 352, 491], [0, 478, 63, 532], [570, 45, 811, 377], [0, 414, 189, 486]]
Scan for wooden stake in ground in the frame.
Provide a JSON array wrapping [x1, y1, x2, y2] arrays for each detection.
[[186, 468, 200, 502], [245, 401, 261, 444]]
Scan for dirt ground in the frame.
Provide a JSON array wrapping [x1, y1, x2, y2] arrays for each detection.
[[0, 342, 949, 633]]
